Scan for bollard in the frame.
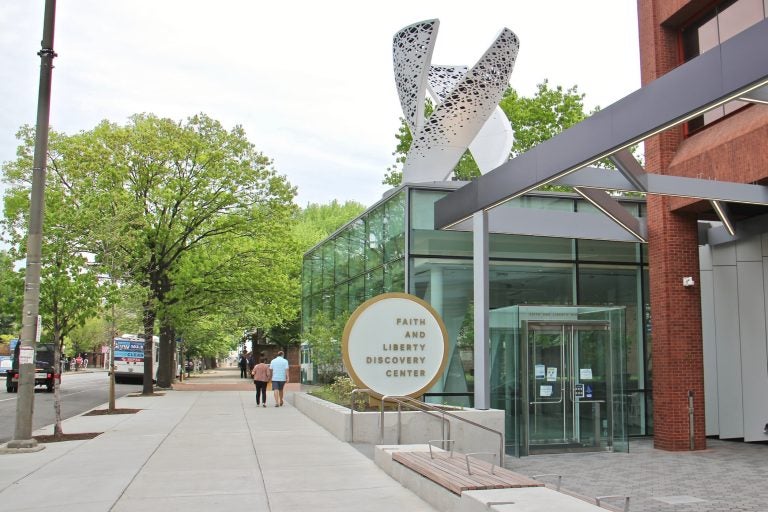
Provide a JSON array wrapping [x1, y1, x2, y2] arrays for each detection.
[[688, 390, 695, 450]]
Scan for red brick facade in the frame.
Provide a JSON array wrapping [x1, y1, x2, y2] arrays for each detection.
[[638, 0, 768, 450]]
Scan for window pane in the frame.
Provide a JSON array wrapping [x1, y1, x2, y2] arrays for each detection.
[[384, 258, 405, 293], [384, 191, 405, 263], [322, 242, 334, 290], [365, 267, 384, 300], [366, 207, 384, 270], [334, 233, 349, 282], [310, 250, 323, 295], [490, 234, 574, 260], [410, 190, 446, 229], [577, 239, 640, 263], [349, 274, 365, 312], [697, 16, 720, 53], [348, 219, 365, 277], [718, 0, 764, 42], [334, 282, 349, 317], [301, 257, 312, 298], [411, 229, 473, 257], [490, 261, 575, 308]]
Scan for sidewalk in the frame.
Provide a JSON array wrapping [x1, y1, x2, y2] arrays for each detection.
[[0, 368, 437, 512], [3, 367, 767, 512]]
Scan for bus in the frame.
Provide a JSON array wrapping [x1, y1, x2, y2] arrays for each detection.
[[113, 334, 159, 384]]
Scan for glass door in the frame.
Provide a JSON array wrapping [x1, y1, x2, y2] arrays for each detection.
[[524, 322, 612, 454]]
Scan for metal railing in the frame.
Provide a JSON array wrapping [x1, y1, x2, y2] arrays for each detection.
[[350, 389, 449, 444], [379, 394, 505, 466]]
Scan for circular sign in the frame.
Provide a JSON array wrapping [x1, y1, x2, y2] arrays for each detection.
[[342, 293, 449, 398]]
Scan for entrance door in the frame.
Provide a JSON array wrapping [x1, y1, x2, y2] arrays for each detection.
[[523, 322, 612, 454]]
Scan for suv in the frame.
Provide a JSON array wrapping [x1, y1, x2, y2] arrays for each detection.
[[6, 342, 57, 393]]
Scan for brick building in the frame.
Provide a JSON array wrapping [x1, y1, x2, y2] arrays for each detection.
[[638, 0, 768, 449]]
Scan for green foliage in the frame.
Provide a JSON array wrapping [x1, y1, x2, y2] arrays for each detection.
[[311, 375, 369, 411], [179, 313, 238, 359], [67, 317, 109, 357], [500, 80, 588, 158], [294, 200, 366, 251], [302, 311, 346, 383], [3, 127, 114, 349], [3, 113, 300, 387], [457, 303, 474, 350], [0, 250, 23, 334]]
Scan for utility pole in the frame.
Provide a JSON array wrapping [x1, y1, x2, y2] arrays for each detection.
[[8, 0, 57, 451]]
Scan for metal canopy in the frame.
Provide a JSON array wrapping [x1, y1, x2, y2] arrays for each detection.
[[434, 18, 768, 245]]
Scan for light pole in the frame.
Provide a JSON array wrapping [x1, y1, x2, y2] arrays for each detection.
[[8, 0, 57, 451]]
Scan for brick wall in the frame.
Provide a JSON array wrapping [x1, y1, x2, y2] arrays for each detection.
[[640, 0, 768, 450]]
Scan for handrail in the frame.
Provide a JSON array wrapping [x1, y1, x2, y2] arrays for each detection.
[[380, 394, 505, 467], [351, 389, 448, 445], [595, 495, 630, 512], [349, 388, 371, 442], [381, 395, 451, 447]]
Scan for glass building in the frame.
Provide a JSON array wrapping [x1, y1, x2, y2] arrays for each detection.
[[302, 183, 650, 456]]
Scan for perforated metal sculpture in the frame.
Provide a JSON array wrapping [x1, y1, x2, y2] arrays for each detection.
[[393, 19, 519, 183]]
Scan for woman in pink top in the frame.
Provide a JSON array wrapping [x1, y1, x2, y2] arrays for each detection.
[[251, 358, 272, 407]]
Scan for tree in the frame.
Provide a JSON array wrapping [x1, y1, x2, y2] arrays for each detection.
[[3, 126, 113, 437], [74, 114, 298, 390], [293, 200, 366, 249], [384, 80, 593, 186], [5, 114, 298, 393], [499, 80, 589, 158], [274, 200, 366, 348], [0, 250, 23, 334]]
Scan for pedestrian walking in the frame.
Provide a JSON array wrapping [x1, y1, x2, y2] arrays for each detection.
[[251, 357, 272, 407], [269, 351, 289, 407]]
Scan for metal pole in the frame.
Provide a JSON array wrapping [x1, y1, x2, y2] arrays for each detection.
[[688, 390, 695, 450], [473, 211, 490, 410], [8, 0, 57, 451]]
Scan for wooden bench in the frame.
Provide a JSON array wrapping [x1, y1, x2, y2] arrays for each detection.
[[391, 450, 544, 496]]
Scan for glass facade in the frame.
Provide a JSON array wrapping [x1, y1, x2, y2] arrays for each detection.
[[301, 190, 407, 333], [302, 184, 651, 454]]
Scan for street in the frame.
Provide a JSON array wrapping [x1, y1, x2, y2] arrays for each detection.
[[0, 370, 140, 443]]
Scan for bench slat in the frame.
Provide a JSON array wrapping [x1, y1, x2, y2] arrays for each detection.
[[392, 451, 543, 496]]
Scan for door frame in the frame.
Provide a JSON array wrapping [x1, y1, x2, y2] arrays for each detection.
[[521, 320, 613, 455]]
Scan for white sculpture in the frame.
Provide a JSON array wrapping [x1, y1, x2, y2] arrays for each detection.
[[393, 19, 519, 182]]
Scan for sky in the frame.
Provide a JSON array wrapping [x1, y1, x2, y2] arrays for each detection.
[[0, 1, 641, 209]]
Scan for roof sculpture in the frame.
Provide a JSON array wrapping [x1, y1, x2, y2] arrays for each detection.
[[393, 20, 519, 183]]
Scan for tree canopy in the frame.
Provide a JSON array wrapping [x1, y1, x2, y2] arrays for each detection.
[[3, 113, 299, 390]]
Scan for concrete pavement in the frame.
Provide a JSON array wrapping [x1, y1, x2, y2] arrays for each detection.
[[2, 367, 767, 512], [0, 368, 437, 512]]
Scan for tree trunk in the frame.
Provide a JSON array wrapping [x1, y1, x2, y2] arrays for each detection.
[[156, 318, 174, 388], [53, 330, 63, 437], [142, 298, 155, 395]]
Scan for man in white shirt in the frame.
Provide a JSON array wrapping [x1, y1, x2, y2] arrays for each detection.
[[269, 351, 289, 407]]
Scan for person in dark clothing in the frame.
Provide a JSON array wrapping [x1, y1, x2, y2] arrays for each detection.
[[238, 351, 248, 378]]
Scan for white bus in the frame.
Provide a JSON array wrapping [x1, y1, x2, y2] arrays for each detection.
[[113, 334, 159, 384]]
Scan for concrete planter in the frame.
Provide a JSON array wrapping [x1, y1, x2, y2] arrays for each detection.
[[292, 392, 505, 455]]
